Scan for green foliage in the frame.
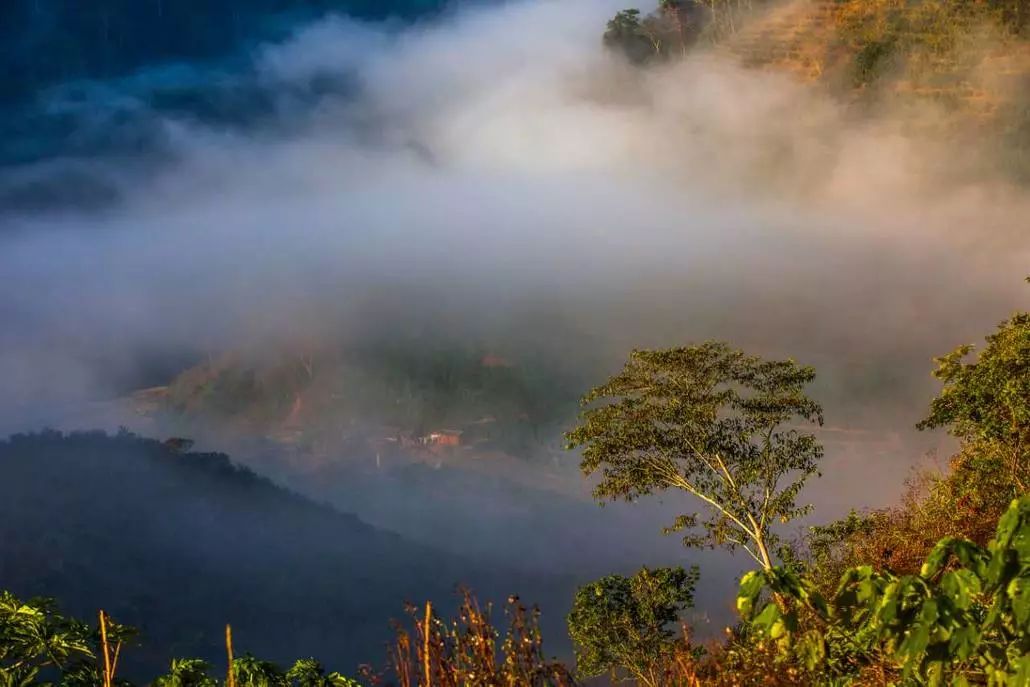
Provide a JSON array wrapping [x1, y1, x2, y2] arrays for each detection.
[[739, 495, 1030, 686], [603, 3, 700, 64], [603, 10, 657, 64], [226, 656, 360, 687], [0, 430, 473, 675], [153, 659, 219, 687], [284, 659, 359, 687], [0, 592, 93, 687], [0, 596, 141, 687], [918, 309, 1030, 494], [566, 342, 824, 570], [0, 591, 365, 687], [566, 566, 699, 687]]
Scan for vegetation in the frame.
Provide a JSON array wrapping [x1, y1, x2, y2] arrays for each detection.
[[163, 340, 584, 459], [375, 592, 572, 687], [833, 0, 1030, 84], [0, 590, 570, 687], [566, 566, 698, 686], [739, 495, 1030, 685], [0, 589, 364, 686], [566, 342, 824, 571], [0, 430, 485, 678], [918, 308, 1030, 496], [602, 0, 788, 62]]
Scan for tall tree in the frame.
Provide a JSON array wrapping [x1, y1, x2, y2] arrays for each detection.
[[566, 342, 824, 570]]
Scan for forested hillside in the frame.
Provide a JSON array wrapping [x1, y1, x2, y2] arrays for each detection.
[[153, 339, 585, 460], [0, 430, 565, 680]]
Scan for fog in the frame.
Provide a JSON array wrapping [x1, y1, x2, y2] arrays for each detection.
[[2, 0, 1029, 633]]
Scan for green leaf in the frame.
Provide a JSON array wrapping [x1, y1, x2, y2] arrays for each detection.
[[1006, 575, 1030, 627], [736, 571, 766, 618]]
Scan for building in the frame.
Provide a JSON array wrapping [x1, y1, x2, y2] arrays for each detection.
[[421, 429, 463, 448]]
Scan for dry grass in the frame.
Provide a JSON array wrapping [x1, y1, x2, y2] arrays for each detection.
[[363, 591, 574, 687]]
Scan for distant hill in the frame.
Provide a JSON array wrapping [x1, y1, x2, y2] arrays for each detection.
[[152, 341, 587, 463], [0, 430, 565, 679]]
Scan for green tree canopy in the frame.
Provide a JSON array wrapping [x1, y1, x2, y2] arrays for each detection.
[[918, 304, 1030, 494], [566, 342, 824, 570], [567, 566, 699, 687], [603, 9, 657, 64]]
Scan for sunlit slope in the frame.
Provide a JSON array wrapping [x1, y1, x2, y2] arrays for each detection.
[[720, 0, 1030, 122]]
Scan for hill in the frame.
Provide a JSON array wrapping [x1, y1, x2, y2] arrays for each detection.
[[611, 0, 1030, 180], [151, 342, 585, 464], [0, 430, 566, 680]]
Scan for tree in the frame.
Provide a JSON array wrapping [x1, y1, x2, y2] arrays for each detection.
[[0, 592, 93, 686], [603, 4, 701, 64], [232, 656, 287, 687], [153, 659, 219, 687], [656, 0, 693, 56], [567, 566, 699, 687], [603, 9, 658, 64], [917, 305, 1030, 495], [286, 659, 360, 687], [566, 342, 824, 571]]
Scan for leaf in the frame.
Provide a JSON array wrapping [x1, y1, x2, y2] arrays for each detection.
[[948, 625, 980, 662], [750, 603, 782, 636], [1006, 575, 1030, 628], [736, 571, 766, 618], [897, 599, 937, 661]]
